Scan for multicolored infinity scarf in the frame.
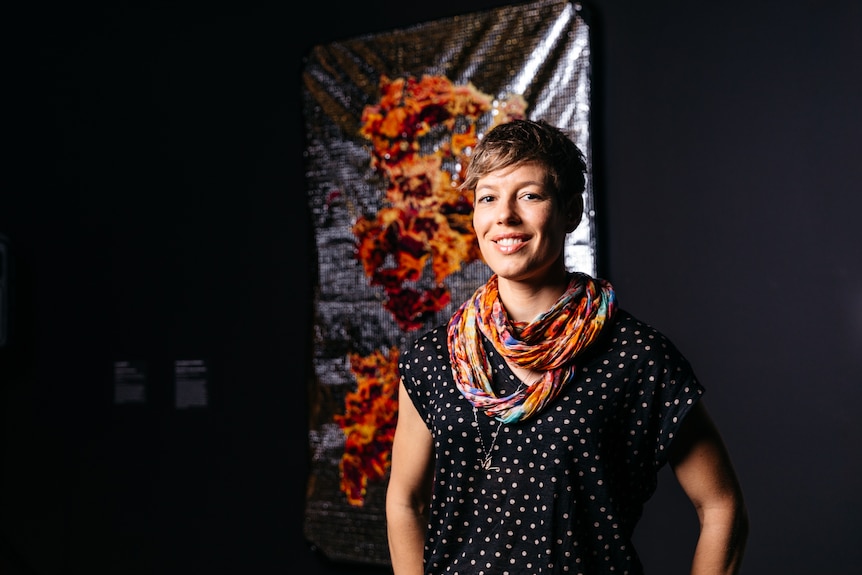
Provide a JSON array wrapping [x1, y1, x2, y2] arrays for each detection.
[[448, 272, 617, 424]]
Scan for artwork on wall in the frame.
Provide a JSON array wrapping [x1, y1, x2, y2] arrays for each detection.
[[301, 0, 596, 564]]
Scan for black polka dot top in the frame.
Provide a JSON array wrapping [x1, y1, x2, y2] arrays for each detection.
[[397, 310, 704, 575]]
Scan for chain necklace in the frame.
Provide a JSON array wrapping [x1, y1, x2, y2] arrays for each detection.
[[470, 370, 527, 473], [472, 407, 503, 472]]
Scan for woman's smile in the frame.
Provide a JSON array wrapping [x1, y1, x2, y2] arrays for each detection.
[[492, 234, 529, 253]]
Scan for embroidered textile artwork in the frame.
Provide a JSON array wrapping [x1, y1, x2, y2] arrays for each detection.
[[301, 0, 596, 564]]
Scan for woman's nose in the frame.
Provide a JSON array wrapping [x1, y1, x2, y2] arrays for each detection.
[[496, 199, 520, 224]]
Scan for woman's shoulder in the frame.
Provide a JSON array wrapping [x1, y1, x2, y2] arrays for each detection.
[[596, 308, 688, 359], [398, 324, 453, 389], [408, 323, 448, 346], [400, 324, 449, 361], [608, 308, 668, 337]]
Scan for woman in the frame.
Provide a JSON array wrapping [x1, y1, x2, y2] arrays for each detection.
[[385, 119, 748, 574]]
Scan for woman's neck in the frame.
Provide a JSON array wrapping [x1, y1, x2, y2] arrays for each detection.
[[497, 271, 570, 324]]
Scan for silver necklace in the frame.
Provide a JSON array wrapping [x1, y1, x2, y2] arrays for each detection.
[[472, 407, 503, 472]]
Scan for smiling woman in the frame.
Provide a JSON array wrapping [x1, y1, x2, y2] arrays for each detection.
[[386, 118, 748, 575]]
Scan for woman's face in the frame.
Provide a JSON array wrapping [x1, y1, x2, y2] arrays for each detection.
[[472, 161, 573, 285]]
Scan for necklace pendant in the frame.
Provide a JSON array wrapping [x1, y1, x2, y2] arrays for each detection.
[[472, 408, 503, 473]]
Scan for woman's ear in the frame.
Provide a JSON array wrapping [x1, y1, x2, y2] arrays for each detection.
[[565, 198, 583, 233]]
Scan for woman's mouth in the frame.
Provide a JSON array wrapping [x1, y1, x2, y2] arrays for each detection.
[[493, 236, 526, 253]]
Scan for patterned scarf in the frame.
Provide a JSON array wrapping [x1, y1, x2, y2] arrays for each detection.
[[448, 272, 616, 423]]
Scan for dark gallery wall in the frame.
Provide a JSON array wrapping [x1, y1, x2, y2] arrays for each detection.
[[2, 1, 860, 574]]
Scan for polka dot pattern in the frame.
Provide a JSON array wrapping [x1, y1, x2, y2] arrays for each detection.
[[398, 311, 703, 574]]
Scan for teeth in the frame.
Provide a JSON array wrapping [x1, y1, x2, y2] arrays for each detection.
[[496, 238, 523, 246]]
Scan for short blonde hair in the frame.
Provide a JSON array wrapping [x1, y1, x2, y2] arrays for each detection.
[[461, 119, 586, 226]]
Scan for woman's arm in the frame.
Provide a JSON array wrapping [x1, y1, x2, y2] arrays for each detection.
[[385, 381, 435, 575], [669, 401, 749, 575]]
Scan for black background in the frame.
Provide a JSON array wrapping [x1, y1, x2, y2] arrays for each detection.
[[3, 1, 861, 573]]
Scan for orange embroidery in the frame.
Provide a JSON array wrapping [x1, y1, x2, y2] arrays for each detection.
[[334, 348, 400, 506], [337, 75, 526, 505]]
